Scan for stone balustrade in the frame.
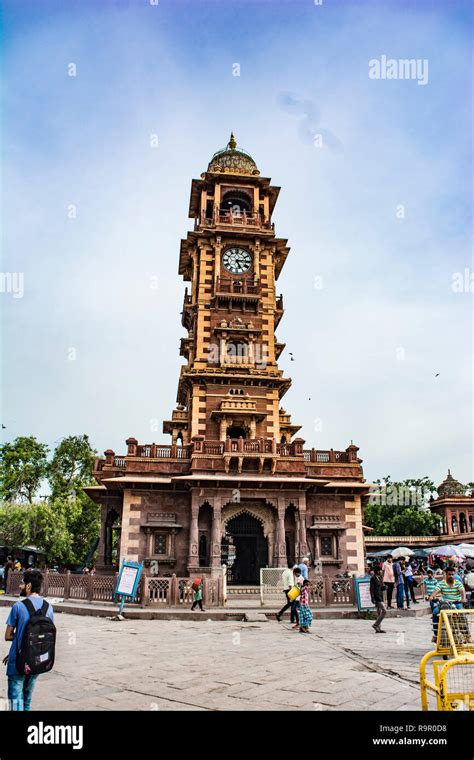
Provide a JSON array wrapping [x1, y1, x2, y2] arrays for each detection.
[[97, 439, 357, 473]]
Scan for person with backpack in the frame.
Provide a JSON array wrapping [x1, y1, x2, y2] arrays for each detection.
[[3, 569, 55, 711]]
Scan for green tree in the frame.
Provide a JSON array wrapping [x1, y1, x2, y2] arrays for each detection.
[[0, 501, 71, 564], [364, 476, 439, 536], [0, 502, 32, 548], [0, 437, 49, 503], [0, 434, 101, 567], [49, 493, 100, 566], [48, 435, 97, 499]]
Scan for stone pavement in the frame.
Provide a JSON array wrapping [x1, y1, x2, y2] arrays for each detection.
[[0, 607, 432, 711]]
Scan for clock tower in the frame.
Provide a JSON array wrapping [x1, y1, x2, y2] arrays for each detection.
[[89, 135, 368, 586], [163, 133, 301, 456]]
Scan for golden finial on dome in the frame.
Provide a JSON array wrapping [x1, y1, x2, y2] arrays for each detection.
[[228, 132, 237, 150]]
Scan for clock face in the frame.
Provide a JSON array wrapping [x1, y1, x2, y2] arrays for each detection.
[[222, 247, 252, 274]]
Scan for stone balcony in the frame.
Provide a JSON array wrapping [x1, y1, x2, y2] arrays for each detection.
[[195, 209, 274, 233], [95, 438, 362, 480]]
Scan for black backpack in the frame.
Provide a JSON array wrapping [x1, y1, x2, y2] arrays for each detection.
[[16, 598, 56, 676]]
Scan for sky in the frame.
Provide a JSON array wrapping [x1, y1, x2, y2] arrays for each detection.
[[1, 0, 473, 487]]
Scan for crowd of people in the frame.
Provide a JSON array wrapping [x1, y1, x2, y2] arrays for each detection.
[[368, 554, 474, 637]]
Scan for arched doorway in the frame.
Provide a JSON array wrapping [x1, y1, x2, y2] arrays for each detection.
[[224, 512, 267, 584], [459, 513, 467, 534]]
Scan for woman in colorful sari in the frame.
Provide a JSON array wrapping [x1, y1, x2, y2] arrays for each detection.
[[298, 579, 313, 633]]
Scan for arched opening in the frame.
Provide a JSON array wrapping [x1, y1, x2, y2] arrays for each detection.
[[220, 190, 252, 217], [104, 509, 121, 568], [280, 435, 287, 445], [223, 512, 267, 585], [459, 513, 468, 534], [451, 515, 458, 533], [470, 515, 473, 533], [198, 502, 212, 567], [176, 432, 183, 446], [199, 535, 207, 567], [227, 426, 247, 439]]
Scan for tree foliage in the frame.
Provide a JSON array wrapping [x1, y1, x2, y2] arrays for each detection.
[[364, 475, 439, 536], [48, 435, 97, 499], [0, 437, 49, 503], [0, 434, 100, 567]]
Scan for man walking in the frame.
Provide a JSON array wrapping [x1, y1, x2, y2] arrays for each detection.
[[3, 569, 55, 711], [382, 555, 395, 609], [393, 557, 405, 609], [370, 565, 387, 633], [276, 562, 296, 622], [298, 557, 310, 581]]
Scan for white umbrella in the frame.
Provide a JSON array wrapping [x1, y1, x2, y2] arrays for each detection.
[[457, 544, 474, 559], [392, 547, 415, 559], [431, 545, 466, 560]]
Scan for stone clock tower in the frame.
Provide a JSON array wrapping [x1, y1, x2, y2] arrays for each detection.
[[163, 134, 300, 457], [88, 135, 368, 585]]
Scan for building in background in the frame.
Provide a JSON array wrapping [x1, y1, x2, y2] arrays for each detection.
[[86, 136, 369, 582]]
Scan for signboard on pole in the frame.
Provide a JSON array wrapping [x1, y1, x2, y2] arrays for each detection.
[[354, 576, 376, 611], [114, 560, 143, 609]]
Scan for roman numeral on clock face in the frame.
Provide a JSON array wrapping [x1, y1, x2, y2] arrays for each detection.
[[222, 248, 252, 274]]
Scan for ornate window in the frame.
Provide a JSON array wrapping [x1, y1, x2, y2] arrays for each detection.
[[154, 533, 167, 555], [320, 535, 334, 557]]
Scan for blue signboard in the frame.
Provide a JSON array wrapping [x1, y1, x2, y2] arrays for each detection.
[[114, 560, 143, 614], [354, 575, 376, 612]]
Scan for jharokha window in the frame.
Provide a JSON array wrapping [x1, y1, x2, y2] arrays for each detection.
[[320, 535, 334, 557], [154, 533, 167, 555]]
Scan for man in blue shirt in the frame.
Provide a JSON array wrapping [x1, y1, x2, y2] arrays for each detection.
[[3, 569, 54, 711], [298, 557, 310, 580], [393, 558, 405, 609]]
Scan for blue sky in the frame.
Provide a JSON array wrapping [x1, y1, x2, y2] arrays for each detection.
[[1, 0, 472, 486]]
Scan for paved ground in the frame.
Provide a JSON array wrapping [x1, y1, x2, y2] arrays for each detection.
[[0, 606, 433, 711]]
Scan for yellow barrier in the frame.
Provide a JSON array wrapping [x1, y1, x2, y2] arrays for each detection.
[[419, 609, 474, 711]]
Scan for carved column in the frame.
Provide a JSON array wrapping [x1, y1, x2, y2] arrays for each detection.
[[219, 418, 227, 442], [294, 511, 300, 562], [249, 418, 257, 439], [274, 501, 287, 566], [298, 501, 308, 560], [187, 493, 200, 573], [211, 500, 222, 568]]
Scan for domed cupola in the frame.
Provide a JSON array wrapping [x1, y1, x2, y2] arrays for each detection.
[[207, 133, 260, 176], [437, 470, 465, 498]]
